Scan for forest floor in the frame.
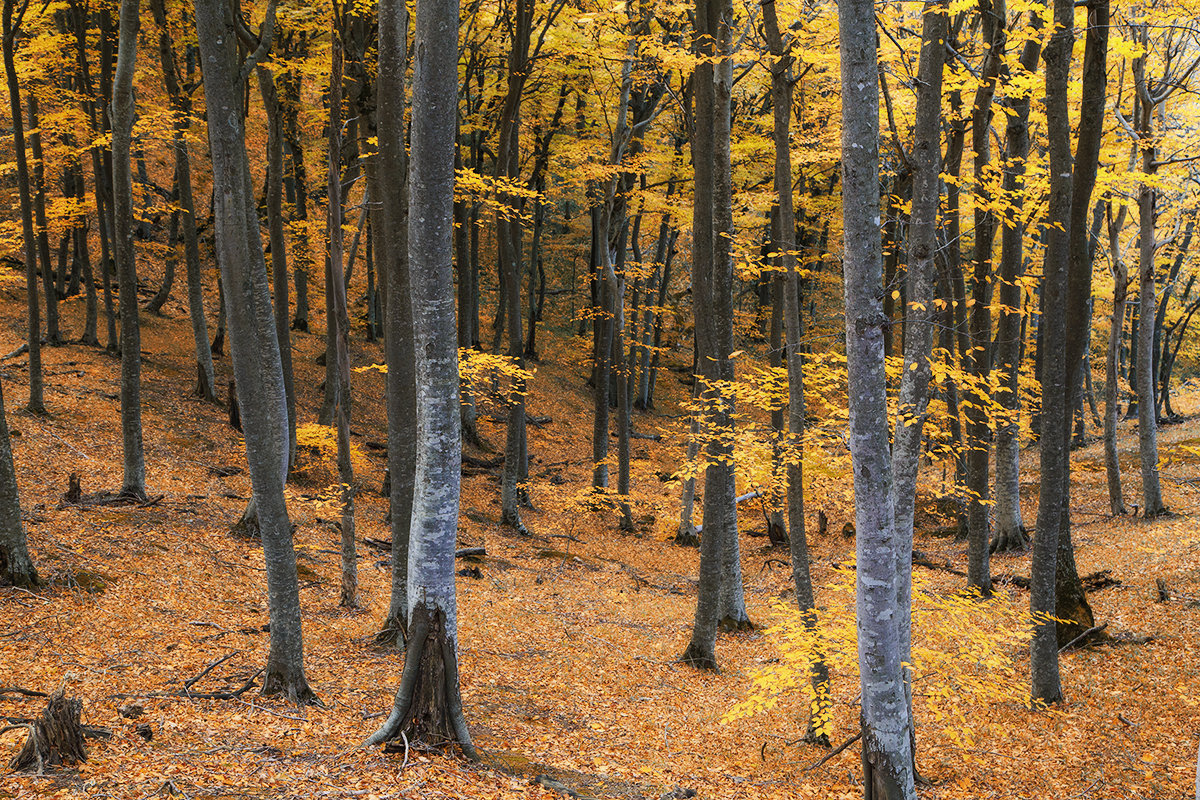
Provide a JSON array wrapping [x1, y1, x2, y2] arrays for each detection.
[[2, 283, 1200, 800]]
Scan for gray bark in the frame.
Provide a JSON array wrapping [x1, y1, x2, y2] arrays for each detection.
[[681, 0, 745, 672], [1105, 204, 1128, 515], [838, 0, 915, 792], [991, 14, 1042, 553], [762, 0, 829, 742], [368, 0, 475, 755], [887, 0, 946, 769], [194, 0, 314, 704], [327, 31, 357, 609], [112, 0, 145, 500], [1030, 0, 1073, 707], [377, 0, 415, 645], [256, 64, 296, 462], [0, 375, 37, 588], [2, 0, 44, 415]]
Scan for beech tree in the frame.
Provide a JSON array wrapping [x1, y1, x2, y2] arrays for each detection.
[[375, 0, 415, 647], [1030, 0, 1074, 707], [368, 0, 476, 755], [0, 374, 37, 588], [2, 0, 46, 415], [194, 0, 314, 704], [839, 0, 914, 793], [112, 0, 145, 500], [680, 0, 747, 672]]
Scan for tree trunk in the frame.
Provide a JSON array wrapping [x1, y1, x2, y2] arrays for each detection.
[[194, 0, 315, 704], [149, 0, 215, 400], [27, 94, 60, 344], [368, 0, 475, 756], [2, 1, 45, 415], [885, 0, 946, 770], [1104, 204, 1128, 516], [326, 31, 357, 609], [839, 0, 915, 791], [1030, 0, 1073, 707], [0, 373, 37, 588], [112, 0, 146, 500], [682, 0, 746, 670], [963, 1, 1005, 595], [376, 0, 414, 646], [991, 15, 1042, 554], [257, 64, 297, 464], [762, 0, 829, 742]]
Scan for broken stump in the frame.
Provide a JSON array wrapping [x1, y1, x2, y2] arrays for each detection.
[[8, 687, 87, 773]]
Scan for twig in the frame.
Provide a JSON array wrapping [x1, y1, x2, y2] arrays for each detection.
[[184, 652, 238, 691], [399, 730, 410, 771], [0, 686, 48, 698], [1059, 623, 1108, 653], [236, 699, 308, 722], [804, 731, 861, 772]]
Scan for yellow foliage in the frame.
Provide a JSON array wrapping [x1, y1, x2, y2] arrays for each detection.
[[724, 562, 1034, 742]]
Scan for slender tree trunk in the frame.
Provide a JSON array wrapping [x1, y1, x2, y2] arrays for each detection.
[[149, 0, 215, 400], [964, 2, 1005, 595], [257, 65, 297, 464], [27, 94, 60, 344], [1105, 204, 1129, 516], [3, 2, 45, 415], [112, 0, 146, 500], [376, 0, 414, 646], [885, 0, 946, 772], [762, 0, 829, 743], [991, 15, 1042, 553], [195, 0, 315, 704], [326, 30, 357, 609]]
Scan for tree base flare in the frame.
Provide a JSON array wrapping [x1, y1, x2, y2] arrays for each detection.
[[368, 606, 477, 759], [679, 641, 719, 672]]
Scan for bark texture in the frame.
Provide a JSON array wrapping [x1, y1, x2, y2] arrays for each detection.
[[839, 0, 914, 792], [369, 0, 475, 754], [194, 0, 314, 704]]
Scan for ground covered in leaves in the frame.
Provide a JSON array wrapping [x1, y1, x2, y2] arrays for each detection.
[[2, 290, 1199, 800]]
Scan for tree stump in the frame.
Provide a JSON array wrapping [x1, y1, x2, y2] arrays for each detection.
[[8, 688, 87, 772], [64, 473, 82, 505]]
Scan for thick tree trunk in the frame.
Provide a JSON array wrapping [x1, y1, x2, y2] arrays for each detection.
[[195, 0, 314, 704], [682, 0, 745, 670], [368, 0, 475, 756], [1030, 0, 1073, 707], [257, 65, 297, 463], [839, 0, 915, 791], [0, 374, 37, 588], [112, 0, 146, 500]]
